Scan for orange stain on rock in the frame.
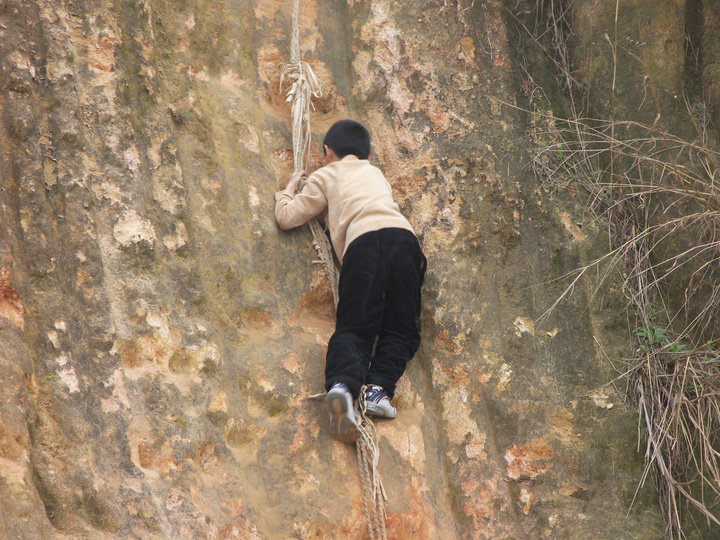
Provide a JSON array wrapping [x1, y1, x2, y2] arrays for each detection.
[[461, 36, 475, 58], [137, 440, 178, 474], [465, 437, 487, 460], [257, 45, 288, 120], [270, 148, 294, 191], [241, 307, 279, 334], [281, 352, 301, 374], [505, 439, 554, 480], [223, 417, 266, 447], [0, 265, 23, 328], [87, 33, 119, 73], [291, 267, 336, 334], [433, 329, 464, 354], [547, 409, 576, 442], [519, 487, 534, 515], [462, 478, 498, 535], [385, 477, 439, 539], [116, 335, 171, 369], [426, 103, 451, 134]]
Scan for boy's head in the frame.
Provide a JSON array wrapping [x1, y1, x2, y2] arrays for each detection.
[[323, 120, 370, 161]]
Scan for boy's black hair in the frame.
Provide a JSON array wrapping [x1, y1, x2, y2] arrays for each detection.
[[323, 120, 370, 160]]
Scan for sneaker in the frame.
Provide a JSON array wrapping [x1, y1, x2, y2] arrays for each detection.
[[364, 385, 397, 419], [325, 383, 358, 444]]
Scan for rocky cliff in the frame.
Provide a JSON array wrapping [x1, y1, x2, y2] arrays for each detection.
[[2, 0, 714, 538]]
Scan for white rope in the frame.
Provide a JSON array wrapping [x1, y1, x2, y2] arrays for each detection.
[[355, 387, 388, 540], [280, 0, 339, 305], [279, 59, 321, 173], [281, 1, 385, 537]]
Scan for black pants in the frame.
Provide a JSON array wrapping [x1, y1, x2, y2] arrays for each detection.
[[325, 228, 426, 400]]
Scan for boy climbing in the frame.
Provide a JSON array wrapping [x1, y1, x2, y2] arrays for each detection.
[[275, 120, 427, 444]]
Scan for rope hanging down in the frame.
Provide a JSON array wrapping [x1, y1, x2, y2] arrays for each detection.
[[356, 388, 388, 540], [280, 0, 338, 305], [281, 1, 387, 538]]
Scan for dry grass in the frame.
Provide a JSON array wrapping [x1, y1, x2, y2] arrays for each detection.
[[528, 110, 720, 537], [515, 0, 720, 536]]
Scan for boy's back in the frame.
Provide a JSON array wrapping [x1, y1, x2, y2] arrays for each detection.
[[275, 154, 413, 261]]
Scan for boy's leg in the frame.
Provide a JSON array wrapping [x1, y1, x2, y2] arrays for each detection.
[[365, 232, 426, 399], [325, 232, 387, 399]]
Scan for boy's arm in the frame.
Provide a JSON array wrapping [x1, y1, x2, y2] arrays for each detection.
[[274, 171, 328, 230]]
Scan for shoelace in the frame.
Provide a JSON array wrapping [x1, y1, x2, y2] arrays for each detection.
[[365, 386, 386, 403]]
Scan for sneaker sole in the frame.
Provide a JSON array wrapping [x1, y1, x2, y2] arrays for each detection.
[[365, 401, 397, 419], [326, 391, 358, 444]]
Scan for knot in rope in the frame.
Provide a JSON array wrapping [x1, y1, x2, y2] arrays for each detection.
[[280, 60, 322, 172]]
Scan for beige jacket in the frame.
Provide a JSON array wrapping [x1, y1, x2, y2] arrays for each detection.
[[274, 155, 414, 262]]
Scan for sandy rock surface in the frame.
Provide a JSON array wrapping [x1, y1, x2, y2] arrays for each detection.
[[6, 0, 711, 537]]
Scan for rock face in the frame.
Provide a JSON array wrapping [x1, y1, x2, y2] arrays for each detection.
[[5, 0, 711, 537]]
